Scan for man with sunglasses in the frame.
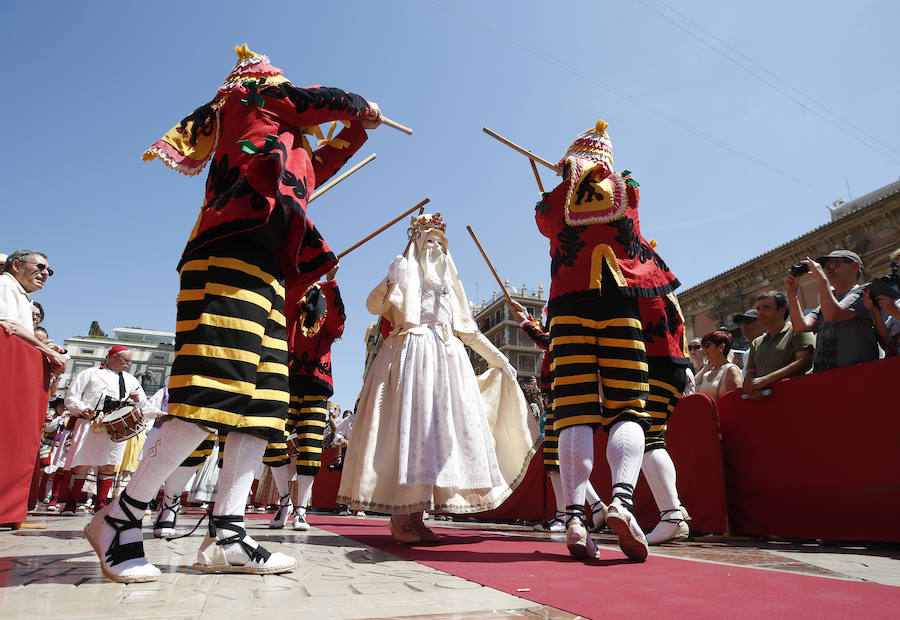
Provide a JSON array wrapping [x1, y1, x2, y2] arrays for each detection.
[[0, 250, 67, 372]]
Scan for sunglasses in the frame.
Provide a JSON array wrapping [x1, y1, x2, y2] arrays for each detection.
[[688, 344, 703, 351], [24, 261, 54, 276]]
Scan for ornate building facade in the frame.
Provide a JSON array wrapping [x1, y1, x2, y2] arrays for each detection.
[[678, 179, 900, 344], [468, 282, 547, 379]]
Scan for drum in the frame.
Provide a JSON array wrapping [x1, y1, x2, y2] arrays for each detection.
[[286, 433, 300, 457], [100, 406, 146, 443]]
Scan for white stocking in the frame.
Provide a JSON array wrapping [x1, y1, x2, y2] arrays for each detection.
[[585, 481, 604, 508], [642, 448, 680, 513], [270, 464, 293, 500], [103, 418, 208, 566], [606, 420, 644, 506], [214, 432, 267, 517], [295, 474, 315, 516], [117, 418, 209, 507], [548, 470, 565, 514], [558, 425, 594, 511], [164, 466, 196, 501]]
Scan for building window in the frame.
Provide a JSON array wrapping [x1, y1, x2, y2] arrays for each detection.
[[151, 354, 166, 361], [81, 348, 94, 355]]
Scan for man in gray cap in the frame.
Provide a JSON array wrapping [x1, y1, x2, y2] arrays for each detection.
[[733, 308, 765, 350], [786, 250, 878, 372]]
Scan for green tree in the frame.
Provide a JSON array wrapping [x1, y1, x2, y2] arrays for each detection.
[[88, 321, 107, 337]]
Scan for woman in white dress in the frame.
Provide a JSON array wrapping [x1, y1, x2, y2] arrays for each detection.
[[337, 213, 538, 543]]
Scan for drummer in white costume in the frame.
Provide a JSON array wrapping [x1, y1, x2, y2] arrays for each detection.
[[63, 345, 148, 513], [337, 213, 539, 543]]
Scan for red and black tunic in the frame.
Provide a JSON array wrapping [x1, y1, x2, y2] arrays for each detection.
[[287, 280, 345, 397], [179, 81, 372, 289]]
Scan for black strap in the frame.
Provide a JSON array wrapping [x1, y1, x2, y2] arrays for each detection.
[[563, 504, 587, 527], [658, 508, 685, 524], [273, 494, 291, 522], [210, 515, 271, 562], [611, 483, 635, 514], [102, 490, 148, 567], [154, 494, 182, 531]]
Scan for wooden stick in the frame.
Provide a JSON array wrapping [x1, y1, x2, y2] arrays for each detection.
[[482, 127, 562, 174], [529, 159, 545, 193], [381, 116, 413, 135], [338, 198, 430, 259], [466, 225, 513, 305], [309, 153, 377, 203]]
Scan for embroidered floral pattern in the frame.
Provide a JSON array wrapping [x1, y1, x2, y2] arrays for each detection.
[[551, 225, 587, 277]]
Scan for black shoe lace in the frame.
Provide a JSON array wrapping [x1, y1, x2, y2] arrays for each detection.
[[103, 491, 148, 567], [211, 515, 271, 563]]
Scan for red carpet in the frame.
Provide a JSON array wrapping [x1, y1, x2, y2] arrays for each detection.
[[310, 516, 899, 619]]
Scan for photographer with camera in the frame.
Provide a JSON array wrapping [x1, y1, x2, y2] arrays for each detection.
[[862, 248, 900, 356], [786, 250, 878, 373]]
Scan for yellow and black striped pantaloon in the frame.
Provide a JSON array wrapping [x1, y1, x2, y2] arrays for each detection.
[[180, 432, 218, 468], [263, 383, 329, 475], [644, 360, 688, 452], [542, 404, 560, 471], [168, 243, 289, 443], [549, 291, 650, 433]]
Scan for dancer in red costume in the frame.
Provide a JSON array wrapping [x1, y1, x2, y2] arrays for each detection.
[[85, 44, 382, 583]]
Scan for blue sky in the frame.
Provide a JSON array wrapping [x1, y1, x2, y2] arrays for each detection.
[[3, 1, 898, 409]]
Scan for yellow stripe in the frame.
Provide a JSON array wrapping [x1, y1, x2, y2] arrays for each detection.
[[601, 378, 650, 391], [181, 257, 286, 299], [555, 414, 604, 428], [296, 420, 327, 429], [297, 446, 323, 455], [295, 434, 324, 443], [302, 394, 328, 402], [553, 373, 599, 386], [169, 374, 255, 396], [296, 459, 321, 467], [177, 288, 206, 303], [598, 358, 649, 371], [268, 443, 287, 450], [602, 399, 647, 410], [551, 354, 596, 367], [168, 404, 285, 432], [259, 361, 288, 375], [299, 407, 328, 415], [206, 283, 272, 312], [177, 313, 266, 338], [549, 316, 642, 330], [254, 389, 290, 403], [649, 379, 682, 397], [553, 335, 646, 349], [647, 394, 669, 404], [261, 335, 288, 351], [179, 343, 261, 365], [269, 309, 286, 327], [553, 394, 601, 407]]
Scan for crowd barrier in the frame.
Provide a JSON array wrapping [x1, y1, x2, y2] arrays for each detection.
[[310, 357, 899, 542], [717, 354, 900, 542], [0, 332, 50, 524]]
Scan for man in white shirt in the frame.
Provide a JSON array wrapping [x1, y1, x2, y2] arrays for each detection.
[[0, 250, 67, 372], [62, 346, 148, 514]]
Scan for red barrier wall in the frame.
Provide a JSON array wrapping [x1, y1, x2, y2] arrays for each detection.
[[717, 355, 900, 542], [590, 393, 728, 534], [472, 446, 552, 521], [310, 448, 342, 510], [0, 332, 49, 524]]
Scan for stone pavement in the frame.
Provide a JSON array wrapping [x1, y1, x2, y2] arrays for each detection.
[[1, 511, 898, 619]]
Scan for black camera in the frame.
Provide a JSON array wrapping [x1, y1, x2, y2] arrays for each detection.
[[789, 263, 810, 277]]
